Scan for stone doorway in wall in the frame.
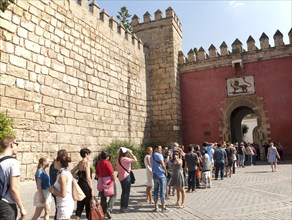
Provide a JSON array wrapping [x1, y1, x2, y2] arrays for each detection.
[[230, 107, 258, 143], [220, 96, 269, 146]]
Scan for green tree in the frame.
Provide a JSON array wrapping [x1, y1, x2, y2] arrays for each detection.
[[193, 47, 198, 56], [117, 6, 132, 32], [0, 0, 14, 12], [242, 124, 249, 135], [0, 111, 16, 140], [95, 139, 144, 170], [0, 111, 16, 139]]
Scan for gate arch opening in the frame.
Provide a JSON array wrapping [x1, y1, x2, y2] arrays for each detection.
[[230, 106, 258, 143]]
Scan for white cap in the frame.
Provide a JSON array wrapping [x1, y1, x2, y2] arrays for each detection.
[[173, 142, 179, 147], [120, 147, 128, 153]]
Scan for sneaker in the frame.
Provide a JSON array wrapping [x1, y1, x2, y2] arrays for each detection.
[[122, 208, 130, 213], [161, 207, 171, 213], [105, 210, 112, 219]]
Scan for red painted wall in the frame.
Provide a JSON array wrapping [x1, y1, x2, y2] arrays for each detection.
[[180, 56, 292, 159]]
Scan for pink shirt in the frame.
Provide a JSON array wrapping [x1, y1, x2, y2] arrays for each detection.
[[116, 156, 137, 181]]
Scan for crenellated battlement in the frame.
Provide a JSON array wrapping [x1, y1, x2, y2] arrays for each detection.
[[131, 7, 182, 35], [179, 28, 292, 69], [69, 0, 143, 50]]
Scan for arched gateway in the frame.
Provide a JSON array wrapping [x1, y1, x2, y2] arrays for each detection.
[[179, 30, 292, 160], [220, 96, 269, 146]]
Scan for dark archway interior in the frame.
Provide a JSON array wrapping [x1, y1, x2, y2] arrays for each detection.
[[230, 106, 255, 143]]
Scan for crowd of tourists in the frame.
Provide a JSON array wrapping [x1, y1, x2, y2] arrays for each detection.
[[0, 136, 283, 220]]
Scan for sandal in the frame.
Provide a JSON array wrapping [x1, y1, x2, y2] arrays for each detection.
[[179, 204, 185, 209], [174, 202, 180, 207]]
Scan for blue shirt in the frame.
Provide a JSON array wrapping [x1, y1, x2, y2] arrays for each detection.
[[150, 152, 165, 178], [35, 169, 50, 190], [214, 148, 227, 164]]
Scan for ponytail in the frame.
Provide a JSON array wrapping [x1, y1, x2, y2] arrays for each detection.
[[37, 157, 45, 170]]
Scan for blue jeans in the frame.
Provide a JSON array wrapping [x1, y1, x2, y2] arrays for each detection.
[[215, 162, 225, 179], [248, 155, 253, 165], [153, 174, 167, 204], [0, 200, 17, 220], [187, 170, 196, 191], [120, 175, 131, 209], [238, 154, 245, 167]]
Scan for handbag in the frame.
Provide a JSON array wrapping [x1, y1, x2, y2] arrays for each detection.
[[97, 176, 112, 192], [103, 180, 115, 197], [129, 170, 136, 184], [119, 159, 135, 184], [97, 163, 113, 192], [90, 197, 104, 220], [72, 178, 86, 201]]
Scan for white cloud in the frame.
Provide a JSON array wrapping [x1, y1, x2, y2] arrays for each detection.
[[229, 1, 245, 8]]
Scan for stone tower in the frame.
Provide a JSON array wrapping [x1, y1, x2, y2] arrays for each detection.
[[131, 7, 183, 144]]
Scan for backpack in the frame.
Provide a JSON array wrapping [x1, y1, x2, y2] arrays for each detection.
[[0, 156, 15, 200]]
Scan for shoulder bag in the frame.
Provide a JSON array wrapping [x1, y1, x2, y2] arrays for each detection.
[[119, 159, 135, 184], [97, 165, 115, 197], [72, 178, 86, 201]]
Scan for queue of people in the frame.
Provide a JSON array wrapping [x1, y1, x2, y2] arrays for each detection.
[[0, 135, 284, 220]]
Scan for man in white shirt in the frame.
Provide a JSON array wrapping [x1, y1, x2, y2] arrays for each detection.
[[0, 136, 27, 220]]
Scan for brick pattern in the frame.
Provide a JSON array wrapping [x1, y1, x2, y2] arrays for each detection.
[[0, 0, 148, 180], [132, 8, 183, 144]]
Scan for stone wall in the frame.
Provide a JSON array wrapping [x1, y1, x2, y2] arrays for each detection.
[[132, 8, 183, 144], [0, 0, 149, 180]]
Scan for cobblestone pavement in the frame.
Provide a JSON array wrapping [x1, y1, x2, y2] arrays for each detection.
[[20, 161, 292, 219]]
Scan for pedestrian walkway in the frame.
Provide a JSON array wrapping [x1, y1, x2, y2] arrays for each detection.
[[20, 161, 292, 219]]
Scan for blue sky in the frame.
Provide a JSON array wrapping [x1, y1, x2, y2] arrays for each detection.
[[96, 0, 292, 55]]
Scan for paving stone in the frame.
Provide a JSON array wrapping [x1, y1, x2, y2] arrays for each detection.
[[20, 161, 292, 219]]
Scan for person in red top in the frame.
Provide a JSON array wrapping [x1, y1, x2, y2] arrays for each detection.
[[95, 151, 116, 219]]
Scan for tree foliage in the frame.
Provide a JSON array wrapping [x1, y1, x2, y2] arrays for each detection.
[[0, 0, 14, 12], [242, 124, 249, 135], [96, 139, 144, 170], [193, 47, 198, 56], [0, 111, 16, 140], [117, 6, 132, 32]]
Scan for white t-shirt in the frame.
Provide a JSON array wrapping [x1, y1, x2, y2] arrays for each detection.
[[0, 156, 20, 204]]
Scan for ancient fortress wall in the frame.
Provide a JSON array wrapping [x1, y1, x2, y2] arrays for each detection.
[[0, 0, 148, 180], [178, 29, 292, 158], [132, 8, 183, 144], [179, 29, 292, 71]]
